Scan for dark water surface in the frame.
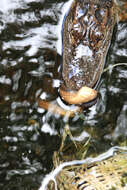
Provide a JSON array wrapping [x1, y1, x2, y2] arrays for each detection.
[[0, 0, 127, 189]]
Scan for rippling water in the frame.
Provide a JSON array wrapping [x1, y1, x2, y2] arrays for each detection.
[[0, 0, 127, 189]]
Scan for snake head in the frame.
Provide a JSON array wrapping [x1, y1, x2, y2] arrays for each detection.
[[60, 0, 116, 105], [62, 0, 116, 90]]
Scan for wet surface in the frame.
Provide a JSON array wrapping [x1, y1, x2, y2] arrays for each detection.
[[0, 0, 127, 189]]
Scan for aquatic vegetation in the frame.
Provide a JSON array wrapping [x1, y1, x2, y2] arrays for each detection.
[[39, 147, 127, 190]]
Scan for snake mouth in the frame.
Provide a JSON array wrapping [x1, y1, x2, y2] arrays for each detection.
[[59, 84, 98, 105]]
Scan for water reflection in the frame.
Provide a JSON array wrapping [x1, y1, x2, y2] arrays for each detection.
[[0, 0, 127, 189]]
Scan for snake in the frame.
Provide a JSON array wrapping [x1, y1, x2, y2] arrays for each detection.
[[38, 0, 127, 116]]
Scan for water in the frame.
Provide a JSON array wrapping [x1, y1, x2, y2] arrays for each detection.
[[0, 0, 127, 190]]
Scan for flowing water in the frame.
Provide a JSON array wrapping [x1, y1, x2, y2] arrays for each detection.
[[0, 0, 127, 190]]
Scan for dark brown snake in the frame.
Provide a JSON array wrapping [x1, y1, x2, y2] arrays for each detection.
[[38, 0, 127, 116]]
